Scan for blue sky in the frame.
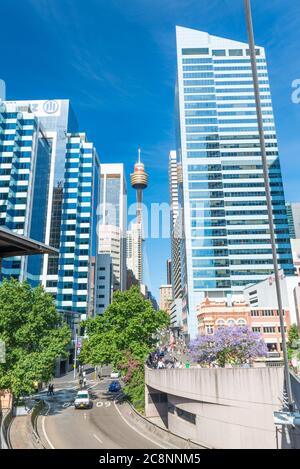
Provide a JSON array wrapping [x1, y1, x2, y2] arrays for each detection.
[[2, 0, 300, 300]]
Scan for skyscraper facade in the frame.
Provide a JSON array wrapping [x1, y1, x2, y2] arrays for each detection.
[[286, 202, 300, 239], [0, 103, 52, 284], [0, 99, 99, 317], [98, 163, 127, 292], [95, 253, 112, 315], [56, 132, 100, 316], [169, 150, 182, 301], [166, 259, 172, 285], [175, 27, 293, 338], [126, 222, 143, 284]]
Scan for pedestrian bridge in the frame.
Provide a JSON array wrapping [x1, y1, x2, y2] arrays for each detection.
[[145, 366, 299, 449]]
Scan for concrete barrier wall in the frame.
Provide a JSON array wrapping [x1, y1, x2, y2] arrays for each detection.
[[145, 367, 285, 449]]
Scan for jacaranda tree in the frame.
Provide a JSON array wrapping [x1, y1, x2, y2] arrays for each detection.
[[189, 326, 268, 367]]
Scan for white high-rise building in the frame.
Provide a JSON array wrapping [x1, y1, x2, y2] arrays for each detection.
[[126, 222, 143, 284], [175, 26, 293, 338], [98, 163, 127, 292]]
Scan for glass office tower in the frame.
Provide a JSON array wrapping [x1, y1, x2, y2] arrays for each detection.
[[175, 27, 293, 338], [0, 99, 99, 316], [56, 132, 100, 316], [0, 104, 52, 284], [98, 164, 127, 293]]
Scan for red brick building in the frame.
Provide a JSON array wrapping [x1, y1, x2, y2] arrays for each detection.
[[197, 298, 290, 354]]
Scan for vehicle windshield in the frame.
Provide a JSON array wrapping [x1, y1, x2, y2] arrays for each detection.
[[77, 392, 88, 398]]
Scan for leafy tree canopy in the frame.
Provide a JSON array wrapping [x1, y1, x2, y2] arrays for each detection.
[[288, 324, 300, 360], [80, 287, 170, 369], [0, 279, 71, 397]]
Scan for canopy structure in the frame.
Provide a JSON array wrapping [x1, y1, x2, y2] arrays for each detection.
[[0, 227, 58, 259]]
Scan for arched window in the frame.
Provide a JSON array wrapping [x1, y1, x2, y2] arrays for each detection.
[[226, 319, 235, 327], [216, 319, 225, 328], [237, 319, 247, 327]]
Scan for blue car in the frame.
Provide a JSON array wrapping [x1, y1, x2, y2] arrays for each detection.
[[108, 380, 121, 392]]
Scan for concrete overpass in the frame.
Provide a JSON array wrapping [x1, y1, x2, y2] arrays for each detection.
[[145, 366, 290, 449]]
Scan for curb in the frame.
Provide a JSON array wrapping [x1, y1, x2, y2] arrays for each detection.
[[116, 397, 209, 449]]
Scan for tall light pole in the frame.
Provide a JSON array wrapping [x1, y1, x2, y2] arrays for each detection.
[[244, 0, 294, 411]]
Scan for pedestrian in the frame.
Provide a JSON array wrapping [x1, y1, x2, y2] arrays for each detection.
[[83, 377, 87, 388], [50, 384, 54, 395], [47, 384, 51, 396], [157, 359, 165, 369]]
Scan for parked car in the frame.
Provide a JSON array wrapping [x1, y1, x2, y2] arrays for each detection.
[[74, 390, 92, 409], [110, 371, 120, 378], [108, 380, 121, 393]]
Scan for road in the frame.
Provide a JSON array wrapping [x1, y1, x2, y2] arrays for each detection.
[[37, 370, 162, 449]]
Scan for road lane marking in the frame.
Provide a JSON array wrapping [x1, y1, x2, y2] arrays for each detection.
[[42, 402, 55, 449], [96, 401, 111, 407], [113, 400, 170, 449], [93, 433, 103, 445]]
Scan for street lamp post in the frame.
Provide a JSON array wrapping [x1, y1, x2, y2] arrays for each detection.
[[244, 0, 294, 412], [73, 333, 77, 379]]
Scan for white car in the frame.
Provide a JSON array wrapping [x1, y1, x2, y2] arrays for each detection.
[[110, 371, 120, 379], [74, 390, 92, 409]]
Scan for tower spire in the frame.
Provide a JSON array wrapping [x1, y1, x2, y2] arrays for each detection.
[[138, 147, 141, 164]]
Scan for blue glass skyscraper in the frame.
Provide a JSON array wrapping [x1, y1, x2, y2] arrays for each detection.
[[0, 99, 99, 316], [175, 27, 294, 338], [56, 132, 100, 315]]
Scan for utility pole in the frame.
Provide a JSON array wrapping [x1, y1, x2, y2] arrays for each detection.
[[244, 0, 294, 412], [73, 333, 77, 379]]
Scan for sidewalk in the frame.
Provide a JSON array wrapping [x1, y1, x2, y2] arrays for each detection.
[[9, 415, 35, 449]]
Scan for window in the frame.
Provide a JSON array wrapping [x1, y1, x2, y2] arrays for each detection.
[[262, 310, 275, 317], [227, 319, 235, 327], [252, 327, 261, 333], [206, 325, 214, 335], [212, 50, 226, 56], [237, 319, 247, 327], [216, 319, 225, 328], [263, 327, 276, 334], [182, 48, 209, 55], [229, 49, 244, 56]]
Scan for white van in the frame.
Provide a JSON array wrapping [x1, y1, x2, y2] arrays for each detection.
[[74, 390, 92, 409]]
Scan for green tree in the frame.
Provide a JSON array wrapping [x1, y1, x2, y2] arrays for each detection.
[[80, 287, 169, 410], [287, 324, 300, 360], [0, 279, 71, 397]]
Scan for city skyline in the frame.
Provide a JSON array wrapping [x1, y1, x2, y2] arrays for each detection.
[[1, 0, 300, 300], [1, 0, 300, 453]]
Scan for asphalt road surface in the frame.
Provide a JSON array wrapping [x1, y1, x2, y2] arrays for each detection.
[[37, 371, 161, 449]]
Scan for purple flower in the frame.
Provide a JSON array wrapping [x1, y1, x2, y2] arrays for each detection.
[[189, 326, 268, 367]]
